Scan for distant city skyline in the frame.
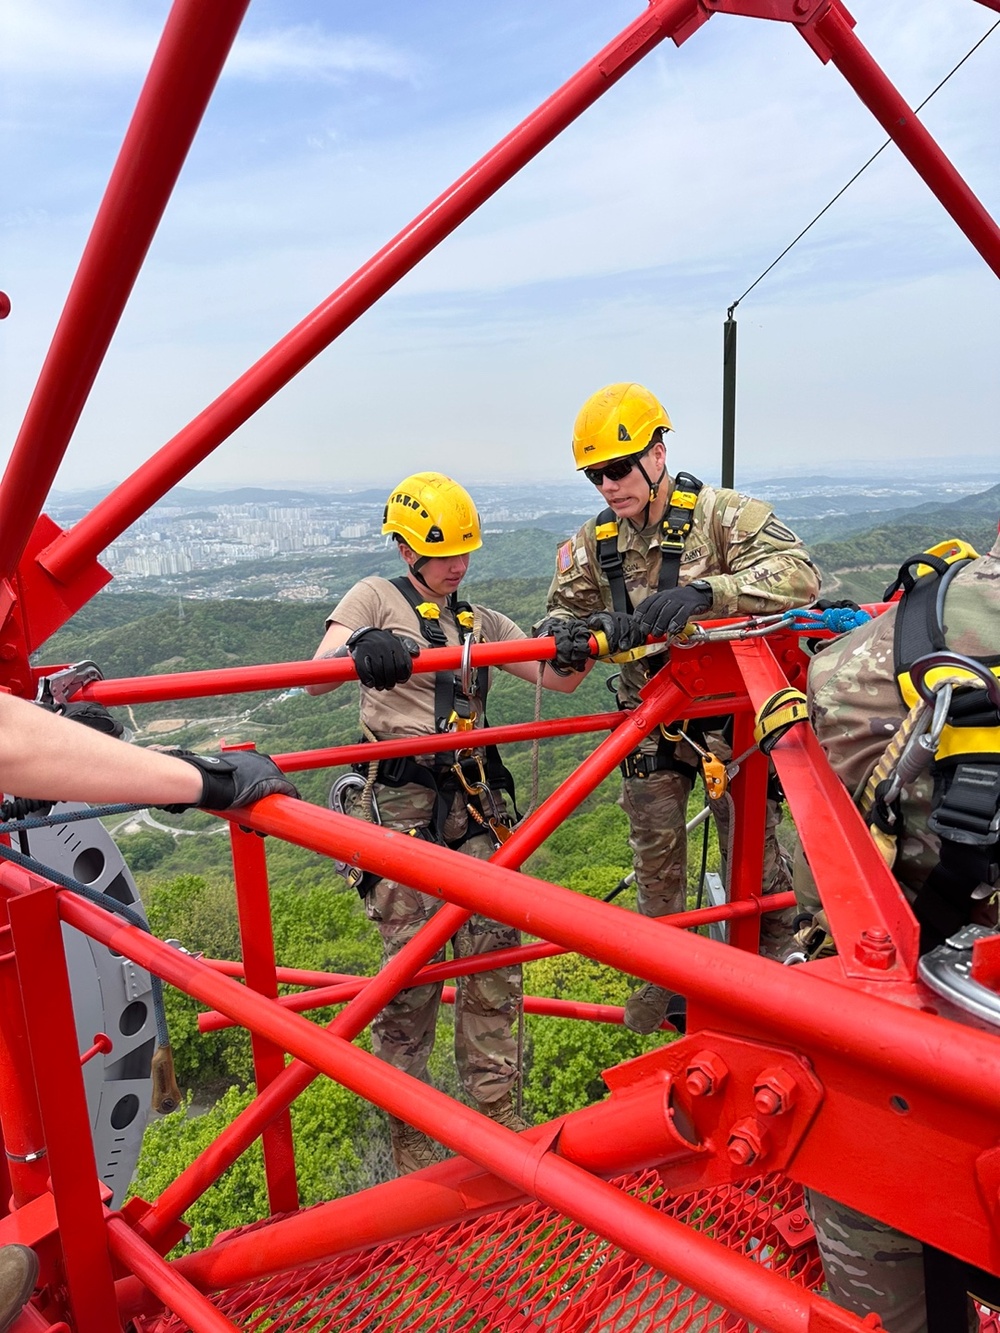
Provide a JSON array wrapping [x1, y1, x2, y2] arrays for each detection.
[[3, 1, 998, 495]]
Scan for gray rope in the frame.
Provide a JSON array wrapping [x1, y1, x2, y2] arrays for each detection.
[[0, 802, 146, 835]]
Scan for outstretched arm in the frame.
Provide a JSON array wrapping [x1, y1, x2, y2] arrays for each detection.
[[0, 693, 204, 805], [0, 694, 297, 809]]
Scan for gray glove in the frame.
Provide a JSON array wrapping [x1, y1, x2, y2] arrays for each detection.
[[157, 749, 300, 812], [535, 616, 592, 675], [585, 610, 645, 654]]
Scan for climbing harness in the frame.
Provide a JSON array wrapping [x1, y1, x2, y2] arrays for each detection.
[[336, 579, 521, 894], [594, 473, 703, 615]]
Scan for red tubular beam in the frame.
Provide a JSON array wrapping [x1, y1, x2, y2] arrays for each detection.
[[197, 892, 797, 1032], [133, 673, 687, 1241], [0, 0, 251, 582], [733, 639, 920, 977], [41, 0, 699, 583], [0, 886, 51, 1207], [107, 1215, 240, 1333], [203, 984, 666, 1033], [8, 885, 122, 1333], [79, 638, 558, 704], [229, 827, 298, 1214], [58, 894, 867, 1333], [815, 2, 1000, 279], [274, 709, 624, 773], [230, 794, 1000, 1121]]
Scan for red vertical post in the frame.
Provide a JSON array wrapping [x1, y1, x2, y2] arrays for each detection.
[[725, 713, 768, 954], [41, 0, 705, 584], [0, 0, 251, 583], [0, 877, 53, 1208], [8, 883, 122, 1333], [229, 824, 298, 1215]]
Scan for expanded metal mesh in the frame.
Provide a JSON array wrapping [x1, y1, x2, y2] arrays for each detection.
[[138, 1169, 822, 1333]]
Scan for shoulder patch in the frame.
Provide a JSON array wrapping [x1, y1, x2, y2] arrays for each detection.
[[762, 518, 797, 544], [557, 540, 574, 573]]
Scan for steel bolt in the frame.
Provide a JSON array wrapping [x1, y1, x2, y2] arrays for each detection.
[[728, 1135, 756, 1166], [855, 927, 897, 970], [753, 1067, 798, 1117], [684, 1050, 729, 1098], [793, 0, 811, 13], [787, 1211, 807, 1232], [726, 1116, 768, 1167]]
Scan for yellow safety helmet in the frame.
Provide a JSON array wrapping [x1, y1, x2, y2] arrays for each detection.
[[382, 472, 482, 557], [572, 382, 673, 470]]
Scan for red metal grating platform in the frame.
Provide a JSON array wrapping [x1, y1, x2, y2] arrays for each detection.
[[136, 1172, 822, 1333]]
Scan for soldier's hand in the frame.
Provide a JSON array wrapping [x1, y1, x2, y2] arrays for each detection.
[[535, 616, 592, 674], [346, 627, 419, 691], [634, 583, 712, 639], [156, 750, 300, 812], [585, 610, 645, 655], [36, 698, 125, 738]]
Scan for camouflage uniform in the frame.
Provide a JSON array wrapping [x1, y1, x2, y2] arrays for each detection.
[[545, 483, 820, 957], [328, 576, 525, 1108], [802, 533, 1000, 1333]]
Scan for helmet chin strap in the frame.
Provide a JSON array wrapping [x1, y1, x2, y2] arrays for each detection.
[[634, 455, 668, 530], [409, 554, 437, 592]]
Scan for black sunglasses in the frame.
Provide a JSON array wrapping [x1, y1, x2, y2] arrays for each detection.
[[583, 443, 654, 487]]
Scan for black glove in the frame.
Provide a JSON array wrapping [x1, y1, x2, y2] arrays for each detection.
[[36, 697, 124, 738], [535, 616, 592, 675], [157, 750, 300, 813], [586, 610, 645, 655], [814, 598, 862, 612], [634, 582, 713, 639], [347, 627, 419, 691]]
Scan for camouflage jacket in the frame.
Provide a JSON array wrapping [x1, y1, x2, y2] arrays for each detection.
[[544, 481, 819, 706], [808, 532, 1000, 898]]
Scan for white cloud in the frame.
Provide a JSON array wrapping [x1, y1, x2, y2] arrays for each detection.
[[2, 0, 998, 495], [0, 3, 414, 85]]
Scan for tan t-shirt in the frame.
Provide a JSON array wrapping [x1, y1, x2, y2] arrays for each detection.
[[326, 575, 526, 739]]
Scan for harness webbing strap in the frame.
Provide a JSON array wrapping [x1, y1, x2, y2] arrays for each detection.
[[883, 547, 1000, 950], [389, 575, 486, 730], [593, 473, 703, 615]]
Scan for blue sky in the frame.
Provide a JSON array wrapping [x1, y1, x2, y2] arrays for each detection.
[[1, 0, 998, 498]]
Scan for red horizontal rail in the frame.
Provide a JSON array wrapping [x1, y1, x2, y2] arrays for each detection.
[[219, 793, 1000, 1121], [197, 892, 797, 1032], [55, 888, 868, 1333], [273, 709, 625, 772], [76, 638, 557, 704], [41, 0, 699, 584]]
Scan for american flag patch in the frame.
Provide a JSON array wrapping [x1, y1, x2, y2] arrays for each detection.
[[557, 540, 574, 573]]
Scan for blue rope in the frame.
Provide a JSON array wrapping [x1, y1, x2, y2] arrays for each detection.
[[793, 607, 872, 634]]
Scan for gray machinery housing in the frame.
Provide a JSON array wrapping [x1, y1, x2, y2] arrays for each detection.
[[16, 803, 156, 1207]]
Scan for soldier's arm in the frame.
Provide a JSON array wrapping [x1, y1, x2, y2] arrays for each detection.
[[0, 692, 204, 805], [702, 496, 821, 617]]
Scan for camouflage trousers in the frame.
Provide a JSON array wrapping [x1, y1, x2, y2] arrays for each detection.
[[805, 1189, 983, 1333], [361, 779, 522, 1108], [619, 730, 796, 960]]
